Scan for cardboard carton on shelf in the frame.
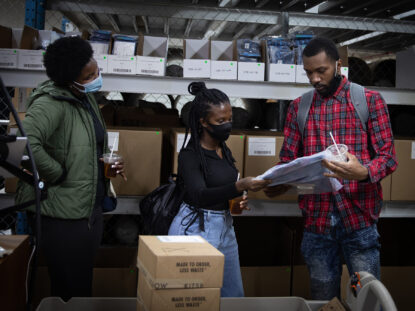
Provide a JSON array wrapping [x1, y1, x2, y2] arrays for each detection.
[[183, 39, 211, 78], [106, 127, 163, 196], [136, 35, 168, 77], [170, 129, 245, 177], [210, 40, 238, 80]]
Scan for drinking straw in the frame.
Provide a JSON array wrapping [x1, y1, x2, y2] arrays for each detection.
[[329, 131, 341, 158], [110, 136, 117, 158]]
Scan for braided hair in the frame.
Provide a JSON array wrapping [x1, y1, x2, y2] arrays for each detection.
[[183, 82, 235, 178]]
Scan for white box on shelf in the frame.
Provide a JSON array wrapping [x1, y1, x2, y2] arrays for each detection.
[[17, 49, 45, 70], [267, 63, 296, 83], [295, 65, 309, 84], [112, 40, 137, 56], [183, 39, 210, 78], [210, 40, 237, 80], [136, 35, 168, 76], [108, 55, 136, 75], [0, 49, 17, 68], [238, 62, 265, 81], [96, 54, 109, 74], [90, 41, 110, 55]]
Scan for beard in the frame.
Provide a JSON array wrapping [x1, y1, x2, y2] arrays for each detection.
[[313, 74, 342, 98]]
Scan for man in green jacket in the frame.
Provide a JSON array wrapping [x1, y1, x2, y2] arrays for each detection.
[[16, 36, 125, 300]]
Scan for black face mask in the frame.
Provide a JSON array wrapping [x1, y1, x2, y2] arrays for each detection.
[[205, 122, 232, 142]]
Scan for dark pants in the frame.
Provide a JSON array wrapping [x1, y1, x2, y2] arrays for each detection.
[[32, 208, 103, 301]]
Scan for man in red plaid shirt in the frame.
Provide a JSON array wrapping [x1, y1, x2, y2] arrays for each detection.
[[265, 37, 397, 300]]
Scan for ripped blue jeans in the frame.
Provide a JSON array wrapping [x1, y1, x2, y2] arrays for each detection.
[[301, 214, 380, 300], [168, 203, 244, 297]]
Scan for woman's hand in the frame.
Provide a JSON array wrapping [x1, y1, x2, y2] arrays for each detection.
[[239, 192, 249, 211], [236, 177, 272, 192], [100, 158, 127, 181]]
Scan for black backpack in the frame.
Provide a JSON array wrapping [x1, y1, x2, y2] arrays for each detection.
[[139, 174, 185, 235]]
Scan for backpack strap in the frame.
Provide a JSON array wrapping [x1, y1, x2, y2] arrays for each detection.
[[350, 82, 369, 131], [297, 89, 314, 137]]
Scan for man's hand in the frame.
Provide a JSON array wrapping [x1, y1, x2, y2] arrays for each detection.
[[263, 184, 291, 198], [322, 152, 369, 181]]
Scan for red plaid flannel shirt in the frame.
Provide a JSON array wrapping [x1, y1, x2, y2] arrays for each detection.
[[280, 77, 397, 234]]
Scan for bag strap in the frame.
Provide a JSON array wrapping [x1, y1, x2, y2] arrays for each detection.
[[297, 89, 314, 137], [297, 82, 369, 136], [349, 82, 369, 132]]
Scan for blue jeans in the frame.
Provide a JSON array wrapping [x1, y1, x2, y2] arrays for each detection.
[[301, 215, 381, 300], [168, 203, 244, 297]]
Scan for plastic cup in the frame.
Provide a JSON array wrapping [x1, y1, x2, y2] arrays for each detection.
[[103, 153, 122, 178], [326, 144, 348, 162], [229, 197, 244, 215]]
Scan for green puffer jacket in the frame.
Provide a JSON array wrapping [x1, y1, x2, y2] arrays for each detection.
[[16, 80, 109, 219]]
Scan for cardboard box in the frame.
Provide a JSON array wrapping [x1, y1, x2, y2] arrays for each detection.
[[171, 129, 245, 176], [107, 128, 162, 195], [210, 40, 238, 80], [268, 63, 296, 83], [17, 49, 45, 70], [115, 106, 181, 128], [391, 139, 415, 200], [244, 134, 298, 201], [108, 55, 137, 75], [90, 41, 110, 55], [0, 235, 30, 311], [137, 270, 220, 311], [183, 39, 210, 78], [0, 25, 17, 68], [137, 235, 224, 289], [237, 40, 265, 81], [95, 54, 109, 74], [112, 38, 137, 56], [136, 36, 168, 76], [295, 65, 308, 84]]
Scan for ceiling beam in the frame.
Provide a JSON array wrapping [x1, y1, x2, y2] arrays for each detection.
[[132, 16, 139, 34], [81, 12, 99, 30], [342, 0, 378, 15], [141, 16, 149, 34], [204, 0, 239, 39], [253, 24, 282, 40], [164, 18, 170, 35], [318, 0, 347, 13], [218, 0, 239, 7], [47, 1, 415, 34], [366, 0, 413, 17], [184, 19, 194, 37], [255, 0, 270, 8], [233, 23, 254, 39], [107, 14, 120, 33], [281, 0, 302, 11]]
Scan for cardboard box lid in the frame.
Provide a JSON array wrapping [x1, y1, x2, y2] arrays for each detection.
[[211, 40, 237, 61], [20, 25, 39, 50], [184, 39, 210, 59], [137, 235, 224, 289], [0, 25, 12, 48], [137, 35, 168, 58]]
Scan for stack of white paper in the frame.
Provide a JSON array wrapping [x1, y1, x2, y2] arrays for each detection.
[[255, 150, 343, 194]]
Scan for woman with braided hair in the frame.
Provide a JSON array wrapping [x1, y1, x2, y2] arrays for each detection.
[[168, 82, 271, 297]]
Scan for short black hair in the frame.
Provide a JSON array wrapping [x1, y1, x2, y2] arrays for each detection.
[[43, 36, 93, 86], [303, 37, 339, 62]]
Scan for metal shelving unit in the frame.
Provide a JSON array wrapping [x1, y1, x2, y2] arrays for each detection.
[[2, 69, 415, 104], [1, 193, 414, 218]]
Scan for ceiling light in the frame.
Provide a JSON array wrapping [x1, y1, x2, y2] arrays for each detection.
[[339, 31, 385, 46]]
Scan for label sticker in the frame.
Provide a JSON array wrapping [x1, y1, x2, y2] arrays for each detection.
[[248, 137, 276, 156], [158, 236, 205, 243], [412, 142, 415, 159], [107, 132, 119, 151]]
